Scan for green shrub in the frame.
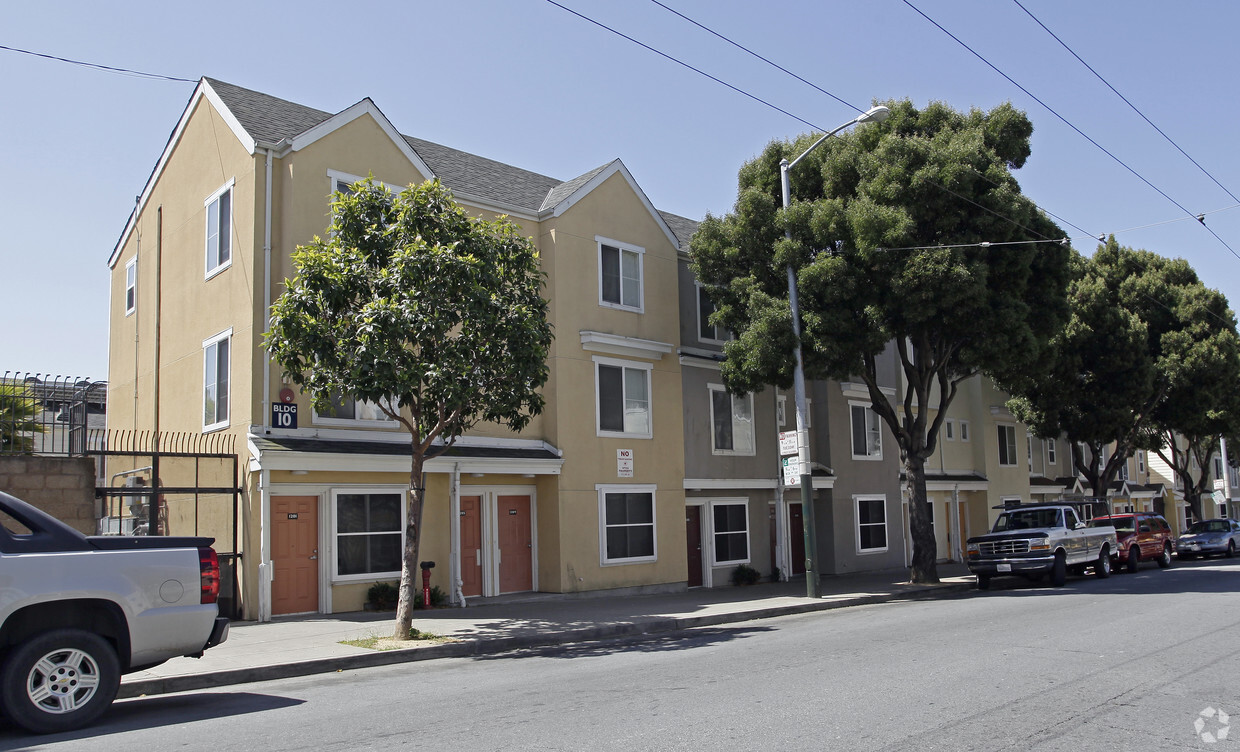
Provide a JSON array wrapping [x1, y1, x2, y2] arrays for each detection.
[[730, 563, 761, 586], [367, 582, 399, 611]]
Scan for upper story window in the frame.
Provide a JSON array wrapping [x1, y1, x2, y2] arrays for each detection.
[[709, 385, 754, 456], [960, 420, 970, 441], [1137, 450, 1146, 475], [314, 393, 398, 427], [1118, 459, 1129, 481], [205, 179, 234, 279], [597, 237, 644, 313], [1046, 438, 1057, 465], [851, 403, 882, 460], [124, 257, 137, 316], [777, 394, 810, 428], [997, 424, 1018, 467], [697, 284, 728, 344], [203, 329, 231, 431], [1027, 432, 1034, 469], [595, 357, 651, 438], [945, 419, 955, 441]]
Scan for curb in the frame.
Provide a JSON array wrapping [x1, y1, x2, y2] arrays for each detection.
[[117, 581, 973, 699]]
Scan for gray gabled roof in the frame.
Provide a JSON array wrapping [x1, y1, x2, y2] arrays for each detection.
[[203, 78, 700, 244]]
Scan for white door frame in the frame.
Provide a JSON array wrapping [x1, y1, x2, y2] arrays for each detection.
[[457, 485, 538, 597]]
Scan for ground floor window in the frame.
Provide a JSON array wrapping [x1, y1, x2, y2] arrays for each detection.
[[334, 491, 403, 578], [856, 495, 888, 553], [598, 485, 656, 564], [711, 500, 749, 566]]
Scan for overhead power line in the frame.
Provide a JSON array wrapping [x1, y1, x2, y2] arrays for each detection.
[[902, 0, 1240, 262], [0, 43, 195, 82], [1012, 0, 1240, 207]]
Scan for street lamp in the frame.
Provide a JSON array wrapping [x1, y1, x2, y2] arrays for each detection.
[[780, 105, 889, 598]]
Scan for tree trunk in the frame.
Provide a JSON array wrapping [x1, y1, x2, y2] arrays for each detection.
[[393, 455, 426, 639], [905, 456, 939, 584]]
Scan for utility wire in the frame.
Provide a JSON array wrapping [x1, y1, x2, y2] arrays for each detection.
[[903, 0, 1240, 262], [544, 0, 821, 133], [0, 43, 195, 82], [1013, 0, 1240, 207], [647, 0, 863, 116]]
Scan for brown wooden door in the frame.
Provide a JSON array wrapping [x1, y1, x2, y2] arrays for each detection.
[[497, 495, 532, 594], [789, 503, 806, 575], [271, 496, 318, 615], [686, 506, 703, 587], [460, 495, 483, 597]]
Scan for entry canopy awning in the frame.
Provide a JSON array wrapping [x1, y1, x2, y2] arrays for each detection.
[[248, 434, 563, 476]]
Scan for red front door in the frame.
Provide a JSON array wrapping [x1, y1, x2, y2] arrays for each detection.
[[271, 496, 318, 615], [686, 506, 703, 587], [460, 495, 483, 597], [497, 495, 533, 594]]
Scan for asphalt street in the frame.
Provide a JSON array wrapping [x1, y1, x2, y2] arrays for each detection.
[[6, 559, 1238, 751]]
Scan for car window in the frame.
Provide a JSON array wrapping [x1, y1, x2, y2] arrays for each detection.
[[1092, 516, 1134, 533]]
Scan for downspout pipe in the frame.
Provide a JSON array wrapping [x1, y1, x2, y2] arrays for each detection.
[[262, 147, 274, 433], [450, 463, 466, 607]]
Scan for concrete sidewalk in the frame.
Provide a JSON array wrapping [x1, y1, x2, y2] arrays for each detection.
[[118, 564, 975, 699]]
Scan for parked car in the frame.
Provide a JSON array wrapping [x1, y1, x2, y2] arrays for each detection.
[[1088, 513, 1174, 573], [1176, 518, 1240, 559]]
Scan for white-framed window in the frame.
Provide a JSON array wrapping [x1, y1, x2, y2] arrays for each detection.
[[778, 395, 810, 428], [1215, 457, 1224, 482], [1118, 459, 1129, 481], [959, 420, 970, 442], [124, 257, 137, 316], [202, 329, 231, 431], [710, 499, 749, 566], [850, 403, 882, 460], [598, 485, 657, 564], [1137, 450, 1146, 475], [1046, 438, 1057, 465], [332, 489, 404, 580], [1027, 432, 1034, 469], [205, 179, 234, 279], [997, 424, 1018, 466], [697, 283, 727, 343], [709, 384, 754, 456], [855, 495, 888, 553], [595, 357, 652, 438], [313, 393, 398, 427], [945, 419, 955, 441], [597, 237, 644, 312]]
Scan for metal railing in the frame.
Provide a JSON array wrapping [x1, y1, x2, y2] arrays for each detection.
[[0, 372, 107, 456]]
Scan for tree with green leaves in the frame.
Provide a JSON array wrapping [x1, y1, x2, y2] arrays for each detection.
[[1010, 237, 1240, 514], [691, 99, 1073, 584], [0, 382, 43, 452], [266, 179, 553, 638]]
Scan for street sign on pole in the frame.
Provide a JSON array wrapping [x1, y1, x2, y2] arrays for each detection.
[[782, 457, 800, 486], [778, 430, 799, 456]]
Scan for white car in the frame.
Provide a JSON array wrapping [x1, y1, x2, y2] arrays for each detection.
[[1176, 518, 1240, 559]]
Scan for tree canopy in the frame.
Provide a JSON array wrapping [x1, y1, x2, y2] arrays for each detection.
[[1011, 237, 1240, 511], [0, 382, 42, 453], [266, 178, 553, 636], [690, 99, 1073, 583]]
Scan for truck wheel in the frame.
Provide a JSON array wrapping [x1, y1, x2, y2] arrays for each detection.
[[1051, 552, 1067, 587], [0, 629, 120, 734], [976, 574, 991, 590], [1127, 546, 1140, 573], [1157, 543, 1172, 568], [1094, 547, 1111, 578]]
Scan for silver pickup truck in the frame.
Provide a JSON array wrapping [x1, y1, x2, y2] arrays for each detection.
[[966, 504, 1118, 590], [0, 490, 229, 734]]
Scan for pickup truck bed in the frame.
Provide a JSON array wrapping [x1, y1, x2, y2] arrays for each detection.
[[0, 490, 228, 734]]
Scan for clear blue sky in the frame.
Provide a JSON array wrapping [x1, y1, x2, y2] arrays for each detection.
[[6, 0, 1239, 379]]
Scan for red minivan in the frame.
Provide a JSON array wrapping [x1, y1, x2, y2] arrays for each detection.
[[1088, 513, 1174, 572]]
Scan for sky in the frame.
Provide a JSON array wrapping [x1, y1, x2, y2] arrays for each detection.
[[5, 0, 1240, 379]]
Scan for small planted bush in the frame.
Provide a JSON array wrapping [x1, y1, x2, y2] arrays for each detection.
[[730, 563, 761, 586]]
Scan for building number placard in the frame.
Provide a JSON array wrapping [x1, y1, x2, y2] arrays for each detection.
[[271, 402, 298, 429]]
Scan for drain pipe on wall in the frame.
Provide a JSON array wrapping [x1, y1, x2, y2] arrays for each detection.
[[261, 147, 274, 433], [450, 463, 466, 607], [258, 467, 272, 622]]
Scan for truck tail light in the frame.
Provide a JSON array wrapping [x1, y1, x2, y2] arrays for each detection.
[[199, 546, 221, 604]]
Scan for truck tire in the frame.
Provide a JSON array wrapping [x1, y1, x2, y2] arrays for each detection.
[[1094, 546, 1111, 578], [1051, 552, 1067, 587], [0, 629, 121, 734], [1157, 543, 1172, 568], [976, 574, 991, 590], [1127, 545, 1140, 573]]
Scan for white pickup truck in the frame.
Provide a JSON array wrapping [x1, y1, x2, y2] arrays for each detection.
[[966, 503, 1118, 590], [0, 490, 229, 734]]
